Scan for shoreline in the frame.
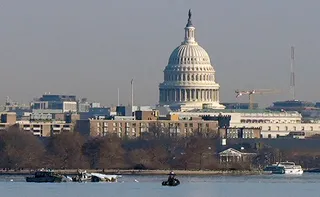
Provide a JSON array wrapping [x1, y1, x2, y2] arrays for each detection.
[[0, 169, 263, 176]]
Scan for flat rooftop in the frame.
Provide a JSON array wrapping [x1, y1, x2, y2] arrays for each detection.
[[183, 108, 300, 115]]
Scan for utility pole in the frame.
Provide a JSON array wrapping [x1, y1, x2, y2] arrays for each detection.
[[131, 79, 134, 114], [117, 88, 120, 106], [290, 46, 296, 100]]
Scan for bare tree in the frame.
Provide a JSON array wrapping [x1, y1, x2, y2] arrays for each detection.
[[0, 128, 44, 169], [45, 132, 88, 169], [83, 135, 126, 169]]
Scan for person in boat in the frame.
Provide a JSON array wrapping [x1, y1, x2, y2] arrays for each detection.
[[167, 171, 176, 184]]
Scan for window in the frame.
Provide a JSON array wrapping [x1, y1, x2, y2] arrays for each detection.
[[268, 126, 271, 131]]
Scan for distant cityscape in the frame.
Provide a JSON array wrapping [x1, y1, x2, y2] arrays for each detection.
[[1, 10, 320, 141]]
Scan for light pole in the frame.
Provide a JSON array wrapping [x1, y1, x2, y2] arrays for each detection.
[[200, 146, 212, 170]]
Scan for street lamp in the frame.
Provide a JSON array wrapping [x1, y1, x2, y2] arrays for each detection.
[[200, 146, 212, 170]]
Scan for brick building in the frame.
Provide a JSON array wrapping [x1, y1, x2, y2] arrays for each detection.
[[76, 110, 219, 138]]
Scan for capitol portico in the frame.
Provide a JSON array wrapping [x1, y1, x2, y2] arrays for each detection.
[[159, 10, 225, 111]]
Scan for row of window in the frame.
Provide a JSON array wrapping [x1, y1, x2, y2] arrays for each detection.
[[226, 131, 255, 139], [165, 73, 214, 82], [167, 66, 211, 71], [241, 120, 299, 124], [169, 56, 210, 64], [267, 126, 316, 131], [96, 122, 211, 129]]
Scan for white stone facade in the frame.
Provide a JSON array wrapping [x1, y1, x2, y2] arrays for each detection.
[[171, 110, 320, 138], [159, 10, 225, 110]]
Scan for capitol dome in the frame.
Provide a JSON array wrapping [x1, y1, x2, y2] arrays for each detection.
[[159, 10, 225, 111], [168, 44, 211, 65]]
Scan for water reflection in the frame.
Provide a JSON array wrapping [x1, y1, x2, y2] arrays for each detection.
[[0, 173, 318, 197]]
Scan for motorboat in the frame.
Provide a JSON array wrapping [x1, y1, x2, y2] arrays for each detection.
[[263, 161, 303, 175], [26, 169, 66, 183], [72, 170, 119, 182], [162, 179, 180, 186]]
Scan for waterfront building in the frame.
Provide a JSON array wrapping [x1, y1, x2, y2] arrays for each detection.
[[0, 112, 17, 131], [158, 10, 224, 111], [17, 120, 73, 137], [267, 100, 315, 112], [31, 94, 77, 114], [78, 98, 90, 113], [219, 127, 262, 139], [222, 103, 258, 110], [0, 112, 77, 137], [76, 110, 219, 138], [170, 109, 320, 138]]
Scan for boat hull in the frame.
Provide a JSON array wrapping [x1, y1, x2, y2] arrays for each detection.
[[26, 176, 63, 183], [284, 169, 303, 175], [162, 179, 180, 186]]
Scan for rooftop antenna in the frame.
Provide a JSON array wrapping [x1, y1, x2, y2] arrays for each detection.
[[131, 79, 134, 113], [290, 46, 296, 100], [117, 88, 120, 106]]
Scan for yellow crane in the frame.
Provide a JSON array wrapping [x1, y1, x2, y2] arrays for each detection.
[[235, 89, 280, 110]]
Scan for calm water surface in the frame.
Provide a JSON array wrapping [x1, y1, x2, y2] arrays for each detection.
[[0, 173, 320, 197]]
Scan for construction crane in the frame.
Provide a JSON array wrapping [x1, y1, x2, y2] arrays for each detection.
[[235, 89, 280, 110]]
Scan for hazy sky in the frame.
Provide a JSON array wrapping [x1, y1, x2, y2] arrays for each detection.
[[0, 0, 320, 107]]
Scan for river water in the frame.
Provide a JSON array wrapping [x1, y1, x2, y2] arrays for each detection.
[[0, 173, 319, 197]]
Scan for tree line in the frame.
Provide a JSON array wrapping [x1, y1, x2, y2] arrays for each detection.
[[0, 128, 320, 170]]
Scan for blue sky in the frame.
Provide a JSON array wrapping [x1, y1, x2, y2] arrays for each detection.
[[0, 0, 319, 107]]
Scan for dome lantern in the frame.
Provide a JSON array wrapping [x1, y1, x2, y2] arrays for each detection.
[[183, 9, 196, 45]]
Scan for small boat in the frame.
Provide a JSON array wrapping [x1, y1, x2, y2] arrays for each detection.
[[26, 169, 65, 183], [162, 179, 180, 186], [263, 161, 303, 175], [72, 170, 118, 182]]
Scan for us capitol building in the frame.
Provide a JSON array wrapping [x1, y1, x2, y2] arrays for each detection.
[[159, 10, 225, 111], [158, 10, 320, 138]]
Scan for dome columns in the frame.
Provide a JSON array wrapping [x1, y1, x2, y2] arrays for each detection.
[[159, 88, 219, 103]]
